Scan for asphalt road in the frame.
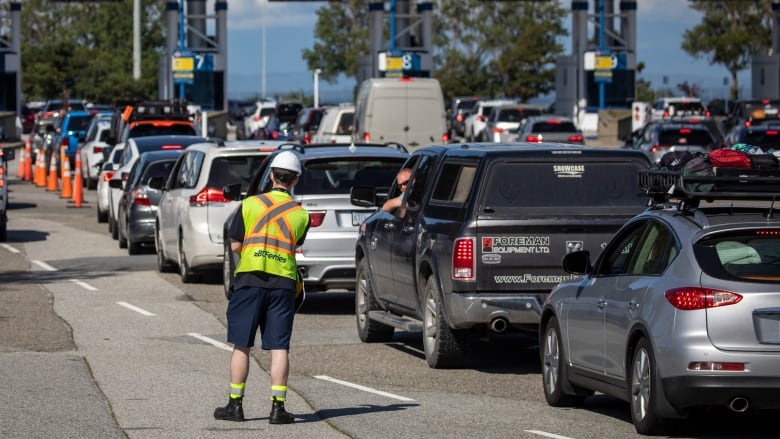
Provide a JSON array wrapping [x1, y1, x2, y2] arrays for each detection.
[[1, 172, 778, 439]]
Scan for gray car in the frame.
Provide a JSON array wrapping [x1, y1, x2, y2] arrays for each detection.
[[539, 168, 780, 435], [507, 115, 584, 144]]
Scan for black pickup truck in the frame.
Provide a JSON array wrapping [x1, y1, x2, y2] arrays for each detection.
[[351, 143, 650, 368]]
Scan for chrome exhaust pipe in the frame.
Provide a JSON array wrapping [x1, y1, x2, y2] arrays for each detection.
[[728, 397, 749, 413], [489, 317, 508, 333], [297, 266, 308, 278]]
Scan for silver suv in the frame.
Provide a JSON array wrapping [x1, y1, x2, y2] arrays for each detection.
[[222, 143, 409, 297]]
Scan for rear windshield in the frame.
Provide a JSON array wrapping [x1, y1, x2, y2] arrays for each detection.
[[694, 230, 780, 282], [260, 108, 275, 117], [207, 155, 268, 193], [140, 160, 177, 185], [456, 101, 477, 112], [658, 129, 712, 146], [295, 158, 406, 195], [67, 116, 92, 131], [531, 121, 578, 132], [481, 161, 646, 213], [743, 131, 780, 150]]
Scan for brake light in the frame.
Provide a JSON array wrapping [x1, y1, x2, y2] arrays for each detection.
[[477, 115, 485, 122], [253, 116, 260, 122], [456, 114, 463, 123], [755, 229, 780, 236], [131, 188, 151, 206], [679, 128, 692, 134], [442, 132, 449, 143], [663, 110, 669, 118], [762, 99, 770, 104], [189, 187, 228, 206], [525, 135, 542, 142], [767, 130, 779, 135], [452, 237, 475, 280], [303, 132, 311, 144], [308, 211, 326, 227], [546, 119, 562, 125], [161, 144, 182, 150], [745, 120, 752, 127], [687, 118, 700, 124], [664, 287, 742, 310], [650, 144, 670, 153], [492, 127, 504, 134], [94, 146, 104, 154], [568, 134, 584, 143], [103, 171, 115, 182], [362, 132, 371, 142]]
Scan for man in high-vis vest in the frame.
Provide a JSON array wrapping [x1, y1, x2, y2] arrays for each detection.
[[214, 150, 310, 425]]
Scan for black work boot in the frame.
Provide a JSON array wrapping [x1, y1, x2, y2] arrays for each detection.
[[269, 397, 295, 424], [213, 397, 244, 422]]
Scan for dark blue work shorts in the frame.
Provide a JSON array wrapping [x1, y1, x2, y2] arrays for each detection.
[[226, 286, 295, 350]]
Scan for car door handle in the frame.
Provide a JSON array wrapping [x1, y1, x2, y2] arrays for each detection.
[[628, 301, 640, 311], [383, 223, 395, 230], [596, 300, 607, 309]]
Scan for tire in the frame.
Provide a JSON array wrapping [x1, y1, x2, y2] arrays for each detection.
[[178, 234, 199, 283], [355, 258, 394, 343], [630, 337, 670, 435], [541, 317, 587, 407], [109, 210, 118, 240], [127, 224, 142, 255], [87, 177, 97, 190], [422, 275, 472, 368], [117, 214, 127, 249], [97, 206, 108, 223], [0, 217, 6, 242], [155, 228, 175, 273]]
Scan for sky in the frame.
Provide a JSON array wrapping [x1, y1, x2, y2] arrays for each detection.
[[222, 0, 752, 103]]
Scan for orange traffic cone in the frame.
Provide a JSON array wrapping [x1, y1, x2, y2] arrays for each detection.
[[60, 157, 72, 199], [23, 138, 32, 181], [34, 149, 46, 187], [46, 154, 59, 191], [72, 151, 84, 208]]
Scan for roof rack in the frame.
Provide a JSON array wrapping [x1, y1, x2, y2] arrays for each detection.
[[125, 99, 191, 123], [640, 169, 780, 203]]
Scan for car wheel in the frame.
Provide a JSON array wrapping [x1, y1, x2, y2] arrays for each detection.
[[0, 218, 6, 242], [541, 317, 587, 407], [422, 275, 472, 368], [127, 223, 142, 255], [223, 241, 234, 299], [355, 258, 394, 343], [178, 234, 199, 283], [109, 211, 118, 240], [155, 228, 175, 273], [97, 206, 108, 223], [87, 177, 97, 190], [117, 214, 127, 249], [630, 337, 670, 435]]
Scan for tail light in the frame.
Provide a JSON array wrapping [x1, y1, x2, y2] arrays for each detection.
[[94, 146, 104, 154], [452, 237, 475, 280], [477, 115, 485, 122], [362, 132, 371, 142], [131, 188, 151, 206], [663, 110, 669, 118], [679, 128, 692, 134], [271, 131, 279, 140], [103, 171, 115, 182], [442, 132, 449, 143], [253, 116, 260, 122], [664, 287, 742, 310], [545, 119, 562, 125], [745, 120, 752, 127], [650, 144, 670, 154], [189, 187, 228, 206], [303, 132, 311, 144], [525, 135, 542, 142], [456, 114, 463, 123], [308, 211, 326, 227], [767, 130, 779, 136], [568, 134, 584, 143], [0, 166, 4, 188], [493, 128, 504, 134], [62, 137, 69, 147]]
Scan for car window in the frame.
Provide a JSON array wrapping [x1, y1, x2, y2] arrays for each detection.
[[336, 112, 354, 135], [625, 222, 677, 275], [207, 155, 267, 193], [141, 160, 177, 186], [67, 115, 91, 131], [404, 155, 437, 209], [431, 160, 477, 204], [694, 231, 780, 282], [531, 121, 578, 133], [597, 221, 647, 276], [293, 157, 405, 195], [129, 123, 197, 138], [658, 129, 712, 145]]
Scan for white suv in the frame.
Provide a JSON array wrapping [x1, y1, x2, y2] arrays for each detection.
[[311, 104, 354, 144], [463, 98, 517, 142], [154, 139, 284, 282], [242, 100, 277, 139]]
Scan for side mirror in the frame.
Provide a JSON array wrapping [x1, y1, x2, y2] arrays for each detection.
[[350, 185, 377, 207], [562, 250, 592, 275], [223, 183, 242, 201]]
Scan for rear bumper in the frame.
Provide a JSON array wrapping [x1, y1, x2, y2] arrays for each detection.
[[295, 254, 356, 291], [663, 376, 780, 411], [445, 292, 544, 330]]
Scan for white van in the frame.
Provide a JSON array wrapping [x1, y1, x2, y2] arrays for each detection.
[[311, 104, 354, 144], [353, 77, 447, 150]]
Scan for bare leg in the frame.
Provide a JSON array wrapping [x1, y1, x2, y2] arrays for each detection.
[[230, 346, 251, 384], [270, 349, 289, 386]]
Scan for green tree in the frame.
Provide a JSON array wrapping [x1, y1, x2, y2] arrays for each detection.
[[682, 0, 773, 100], [21, 0, 166, 103], [304, 0, 567, 103]]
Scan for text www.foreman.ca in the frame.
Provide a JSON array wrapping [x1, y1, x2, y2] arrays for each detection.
[[494, 274, 580, 284]]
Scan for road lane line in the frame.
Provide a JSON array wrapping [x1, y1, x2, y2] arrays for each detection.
[[116, 301, 156, 316], [187, 333, 233, 352], [526, 430, 576, 439], [70, 279, 98, 291], [32, 260, 57, 271], [314, 375, 415, 402], [1, 243, 19, 253]]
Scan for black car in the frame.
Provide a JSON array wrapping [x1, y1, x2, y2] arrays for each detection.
[[725, 122, 780, 152]]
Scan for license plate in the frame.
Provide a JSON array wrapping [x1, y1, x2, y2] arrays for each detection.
[[352, 211, 371, 226]]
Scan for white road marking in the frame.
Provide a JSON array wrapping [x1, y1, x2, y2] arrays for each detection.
[[526, 430, 576, 439], [116, 301, 156, 316], [70, 279, 98, 291], [314, 375, 416, 402], [1, 243, 19, 253], [187, 333, 233, 352], [32, 260, 57, 271]]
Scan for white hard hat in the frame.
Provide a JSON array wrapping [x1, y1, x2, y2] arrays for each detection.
[[269, 151, 301, 174]]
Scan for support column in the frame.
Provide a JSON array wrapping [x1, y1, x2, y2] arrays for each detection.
[[572, 1, 589, 111], [11, 2, 21, 115], [620, 1, 637, 55], [369, 2, 384, 79], [215, 0, 227, 110]]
